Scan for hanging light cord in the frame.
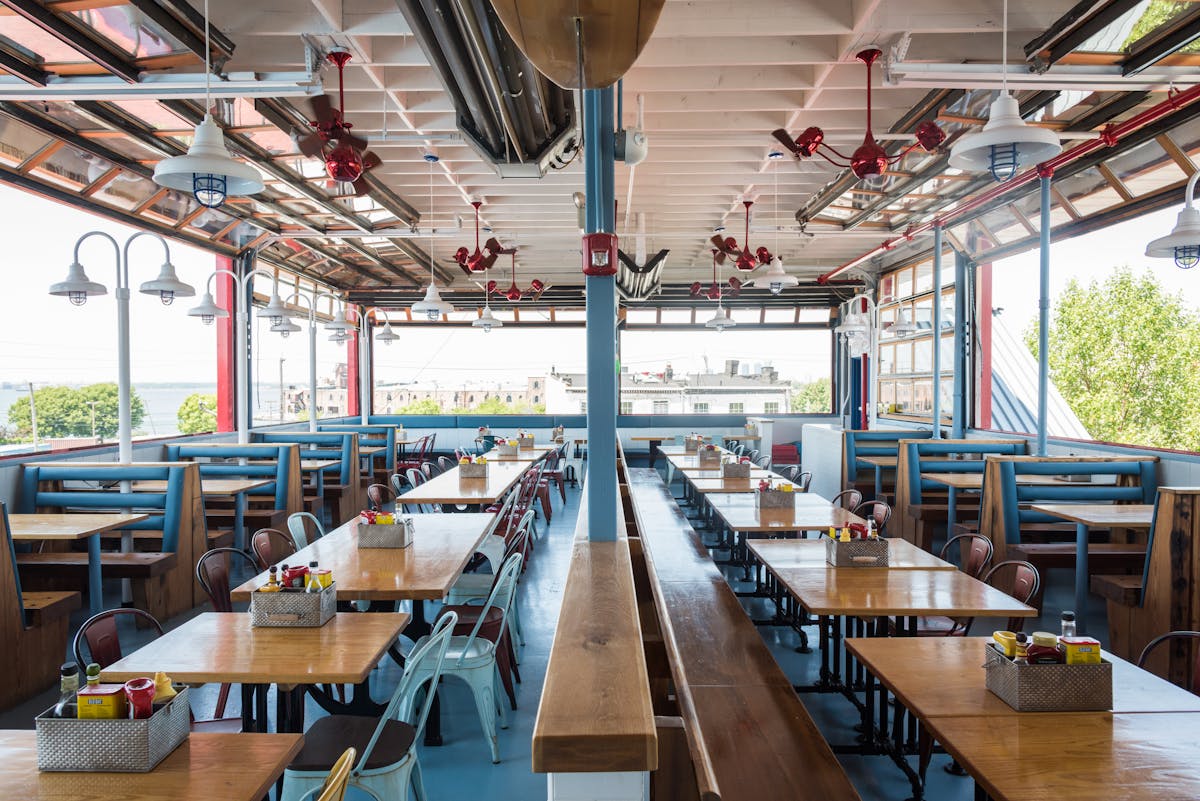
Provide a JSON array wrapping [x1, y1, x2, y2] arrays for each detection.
[[1001, 0, 1008, 96], [203, 0, 211, 115], [428, 156, 435, 283], [773, 159, 780, 257]]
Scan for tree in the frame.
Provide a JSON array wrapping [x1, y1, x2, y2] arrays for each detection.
[[1025, 267, 1200, 451], [791, 378, 832, 413], [451, 396, 543, 415], [1123, 1, 1200, 53], [6, 383, 144, 440], [398, 398, 443, 414], [177, 393, 217, 434]]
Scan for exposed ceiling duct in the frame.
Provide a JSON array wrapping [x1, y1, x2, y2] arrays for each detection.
[[396, 0, 578, 178]]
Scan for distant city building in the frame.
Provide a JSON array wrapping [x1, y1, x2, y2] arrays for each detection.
[[374, 376, 546, 412], [547, 360, 791, 415]]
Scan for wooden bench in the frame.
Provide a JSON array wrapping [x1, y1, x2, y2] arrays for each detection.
[[894, 439, 1026, 550], [0, 503, 82, 710], [318, 424, 397, 484], [979, 455, 1158, 603], [18, 461, 207, 617], [842, 428, 932, 501], [624, 465, 860, 801]]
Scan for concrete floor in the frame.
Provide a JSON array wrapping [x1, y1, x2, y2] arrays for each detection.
[[1, 461, 1107, 801]]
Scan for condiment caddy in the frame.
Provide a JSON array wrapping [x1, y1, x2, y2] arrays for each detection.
[[458, 454, 488, 478], [722, 456, 752, 478], [496, 438, 519, 457], [984, 614, 1111, 712], [698, 443, 722, 464], [357, 511, 415, 548], [755, 479, 796, 509], [250, 557, 337, 627], [824, 521, 889, 567], [516, 430, 535, 448]]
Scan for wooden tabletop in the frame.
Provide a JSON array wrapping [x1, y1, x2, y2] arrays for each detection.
[[680, 468, 775, 480], [858, 455, 897, 468], [845, 636, 1200, 717], [775, 568, 1038, 617], [359, 445, 387, 455], [101, 611, 408, 684], [747, 537, 956, 571], [923, 472, 1072, 491], [133, 478, 272, 496], [231, 513, 495, 602], [1029, 503, 1155, 528], [7, 513, 149, 540], [397, 462, 528, 505], [721, 434, 761, 441], [299, 459, 340, 471], [687, 476, 799, 494], [0, 731, 303, 801], [923, 712, 1200, 801], [706, 492, 865, 532]]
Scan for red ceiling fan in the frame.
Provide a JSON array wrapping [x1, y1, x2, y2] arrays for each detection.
[[496, 252, 551, 301], [454, 201, 511, 274], [771, 48, 946, 185], [298, 49, 382, 196], [710, 200, 772, 272], [691, 249, 742, 300]]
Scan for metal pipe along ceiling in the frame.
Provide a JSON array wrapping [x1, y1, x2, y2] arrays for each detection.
[[398, 0, 573, 168]]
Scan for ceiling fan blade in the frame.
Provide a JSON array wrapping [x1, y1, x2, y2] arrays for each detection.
[[480, 252, 499, 271], [454, 246, 470, 266], [309, 94, 336, 124], [690, 282, 703, 298], [343, 134, 371, 153], [771, 128, 798, 153], [360, 150, 382, 171], [728, 276, 743, 290], [709, 234, 728, 251], [298, 133, 325, 158], [350, 176, 372, 196]]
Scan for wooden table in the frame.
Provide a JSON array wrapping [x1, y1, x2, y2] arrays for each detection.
[[632, 435, 710, 468], [397, 461, 528, 508], [705, 492, 864, 533], [102, 611, 408, 733], [135, 477, 272, 552], [0, 731, 303, 801], [748, 537, 956, 571], [923, 470, 1064, 538], [1031, 503, 1155, 632], [8, 512, 149, 614], [686, 476, 795, 494], [858, 454, 897, 498]]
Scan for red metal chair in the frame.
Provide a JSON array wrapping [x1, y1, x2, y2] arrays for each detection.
[[939, 533, 994, 579], [366, 483, 395, 512], [852, 500, 893, 535], [250, 528, 298, 571], [196, 547, 260, 717], [796, 471, 813, 492], [1138, 631, 1200, 695], [831, 488, 862, 510], [396, 435, 431, 473], [540, 443, 568, 503]]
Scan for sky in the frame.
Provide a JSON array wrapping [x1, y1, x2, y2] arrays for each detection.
[[0, 183, 1192, 391]]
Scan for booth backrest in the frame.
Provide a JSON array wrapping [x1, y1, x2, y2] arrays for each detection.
[[903, 440, 1027, 504], [842, 428, 932, 490], [163, 443, 301, 513], [1, 502, 26, 627], [317, 425, 396, 471], [253, 432, 358, 485]]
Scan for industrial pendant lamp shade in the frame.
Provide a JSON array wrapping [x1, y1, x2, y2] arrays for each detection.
[[750, 256, 799, 295], [473, 306, 503, 332], [258, 291, 291, 326], [835, 310, 869, 337], [153, 115, 264, 207], [271, 317, 302, 337], [376, 322, 400, 344], [188, 290, 228, 324], [329, 329, 350, 343], [138, 261, 196, 305], [705, 305, 735, 331], [49, 261, 107, 306], [324, 306, 355, 333], [948, 92, 1061, 182], [1145, 171, 1200, 269], [411, 283, 454, 320], [890, 306, 918, 336]]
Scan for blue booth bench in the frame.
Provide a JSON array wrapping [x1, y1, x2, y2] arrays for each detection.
[[842, 428, 933, 500], [16, 461, 207, 619], [318, 423, 397, 482], [253, 432, 360, 527], [0, 503, 82, 709]]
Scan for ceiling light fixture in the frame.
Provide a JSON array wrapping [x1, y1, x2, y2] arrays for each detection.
[[1145, 170, 1200, 269], [474, 306, 503, 332], [948, 0, 1061, 181], [773, 48, 945, 185], [411, 153, 455, 321], [152, 0, 263, 207], [750, 152, 798, 294], [271, 317, 302, 338]]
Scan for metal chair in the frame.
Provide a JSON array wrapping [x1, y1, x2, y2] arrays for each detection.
[[755, 454, 772, 470], [830, 488, 862, 510], [437, 455, 456, 474], [307, 747, 356, 801], [1137, 631, 1200, 695], [196, 547, 260, 717], [73, 608, 163, 669], [281, 614, 457, 801], [796, 471, 813, 492], [853, 500, 894, 535], [367, 483, 395, 512], [287, 511, 325, 549], [251, 528, 298, 571], [939, 533, 993, 578]]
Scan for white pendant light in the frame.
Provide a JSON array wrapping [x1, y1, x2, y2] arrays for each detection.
[[411, 153, 454, 320], [151, 0, 263, 207], [948, 0, 1060, 182], [705, 303, 735, 331], [271, 317, 302, 338], [750, 256, 799, 295], [49, 261, 107, 306], [258, 290, 290, 326], [138, 260, 196, 305], [324, 305, 355, 333], [329, 329, 351, 343], [835, 309, 869, 337], [1145, 171, 1200, 269], [375, 321, 400, 344], [473, 306, 503, 332], [890, 306, 917, 336], [188, 290, 229, 324]]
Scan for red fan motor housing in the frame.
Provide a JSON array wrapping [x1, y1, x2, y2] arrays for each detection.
[[325, 143, 365, 183]]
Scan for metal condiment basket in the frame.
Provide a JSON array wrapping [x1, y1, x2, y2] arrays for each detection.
[[722, 462, 751, 478], [250, 582, 336, 627], [756, 488, 796, 509], [357, 520, 413, 549], [459, 462, 488, 478], [983, 645, 1113, 711], [35, 687, 190, 772], [825, 537, 889, 567]]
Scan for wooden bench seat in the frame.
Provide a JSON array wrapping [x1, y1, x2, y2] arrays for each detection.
[[1091, 574, 1142, 605], [17, 551, 177, 578], [1007, 542, 1146, 571], [205, 507, 287, 531], [21, 590, 80, 625]]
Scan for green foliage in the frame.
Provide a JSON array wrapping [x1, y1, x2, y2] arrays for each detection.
[[1122, 1, 1200, 53], [452, 396, 543, 415], [1024, 268, 1200, 450], [6, 383, 144, 440], [791, 378, 832, 413], [398, 398, 443, 414], [177, 393, 217, 435]]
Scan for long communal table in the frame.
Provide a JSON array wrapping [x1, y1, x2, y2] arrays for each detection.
[[396, 461, 529, 509]]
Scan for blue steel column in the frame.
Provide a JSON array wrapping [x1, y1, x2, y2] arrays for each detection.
[[931, 225, 942, 438], [952, 251, 969, 438], [1037, 169, 1052, 456], [584, 87, 617, 541]]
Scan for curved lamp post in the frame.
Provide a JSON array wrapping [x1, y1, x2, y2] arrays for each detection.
[[337, 307, 400, 424], [269, 290, 346, 432], [187, 268, 287, 442], [49, 231, 195, 462], [834, 293, 877, 429]]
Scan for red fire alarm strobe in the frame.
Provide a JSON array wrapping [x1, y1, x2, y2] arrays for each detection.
[[582, 232, 618, 276]]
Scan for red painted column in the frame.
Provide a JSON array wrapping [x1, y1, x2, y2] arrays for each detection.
[[347, 323, 360, 418], [215, 256, 235, 432]]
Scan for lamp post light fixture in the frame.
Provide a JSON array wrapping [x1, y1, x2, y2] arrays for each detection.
[[187, 267, 286, 443], [342, 307, 400, 424], [49, 231, 196, 462], [835, 293, 878, 429], [270, 290, 345, 433], [1145, 170, 1200, 269]]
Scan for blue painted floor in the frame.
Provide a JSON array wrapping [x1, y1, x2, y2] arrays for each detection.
[[1, 465, 1107, 801]]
